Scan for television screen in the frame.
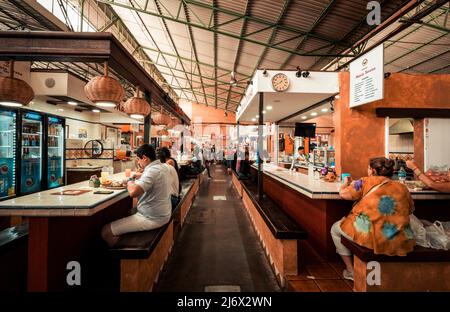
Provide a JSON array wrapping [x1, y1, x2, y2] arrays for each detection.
[[295, 123, 316, 138]]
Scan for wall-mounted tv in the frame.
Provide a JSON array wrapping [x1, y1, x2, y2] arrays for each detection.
[[295, 123, 316, 138]]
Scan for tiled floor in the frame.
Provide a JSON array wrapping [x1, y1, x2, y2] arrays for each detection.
[[287, 241, 354, 292]]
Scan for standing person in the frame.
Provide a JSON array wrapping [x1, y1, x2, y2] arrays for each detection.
[[101, 144, 171, 247], [406, 160, 450, 193], [211, 144, 216, 163], [330, 157, 415, 281], [158, 149, 181, 209], [203, 144, 212, 178], [290, 146, 307, 171]]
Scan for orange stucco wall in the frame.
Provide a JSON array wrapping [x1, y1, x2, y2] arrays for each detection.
[[335, 72, 450, 179], [180, 101, 236, 124]]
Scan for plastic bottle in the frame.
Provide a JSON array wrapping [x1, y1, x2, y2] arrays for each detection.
[[398, 166, 407, 184]]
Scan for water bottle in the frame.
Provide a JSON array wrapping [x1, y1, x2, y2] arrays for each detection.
[[398, 166, 406, 184]]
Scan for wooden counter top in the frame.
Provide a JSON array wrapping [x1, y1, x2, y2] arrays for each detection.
[[253, 163, 450, 200], [0, 173, 129, 217]]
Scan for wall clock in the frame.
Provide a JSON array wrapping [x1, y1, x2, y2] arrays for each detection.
[[271, 73, 289, 92]]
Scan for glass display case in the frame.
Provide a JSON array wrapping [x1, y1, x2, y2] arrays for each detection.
[[313, 148, 327, 168], [313, 148, 336, 168], [0, 108, 17, 199]]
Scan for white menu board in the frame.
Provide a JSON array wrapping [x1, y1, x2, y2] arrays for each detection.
[[349, 44, 384, 108]]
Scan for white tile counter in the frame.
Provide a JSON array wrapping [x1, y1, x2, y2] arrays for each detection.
[[252, 163, 450, 200], [0, 173, 129, 217]]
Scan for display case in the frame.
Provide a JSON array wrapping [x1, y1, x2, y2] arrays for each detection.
[[313, 148, 335, 168], [313, 148, 327, 167]]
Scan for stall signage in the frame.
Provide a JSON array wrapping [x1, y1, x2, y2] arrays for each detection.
[[349, 44, 384, 108]]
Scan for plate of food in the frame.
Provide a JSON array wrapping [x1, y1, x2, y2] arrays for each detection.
[[104, 180, 127, 189]]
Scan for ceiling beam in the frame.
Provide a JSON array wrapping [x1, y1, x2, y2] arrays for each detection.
[[183, 1, 209, 106]]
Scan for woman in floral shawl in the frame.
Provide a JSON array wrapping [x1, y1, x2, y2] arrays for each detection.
[[331, 157, 415, 281]]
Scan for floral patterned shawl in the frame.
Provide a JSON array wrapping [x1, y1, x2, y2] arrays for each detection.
[[340, 176, 415, 256]]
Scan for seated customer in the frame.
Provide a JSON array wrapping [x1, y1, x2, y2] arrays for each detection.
[[330, 157, 415, 281], [160, 146, 181, 194], [101, 144, 171, 247], [158, 149, 181, 209], [238, 152, 251, 180], [406, 160, 450, 193]]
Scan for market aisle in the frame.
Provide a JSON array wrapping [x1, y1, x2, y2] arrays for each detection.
[[155, 164, 281, 292]]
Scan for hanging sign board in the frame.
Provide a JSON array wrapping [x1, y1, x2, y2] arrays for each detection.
[[349, 44, 384, 108]]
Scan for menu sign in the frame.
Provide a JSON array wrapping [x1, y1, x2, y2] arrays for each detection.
[[349, 44, 384, 108]]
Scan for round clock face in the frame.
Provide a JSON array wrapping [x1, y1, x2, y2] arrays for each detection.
[[271, 73, 289, 92]]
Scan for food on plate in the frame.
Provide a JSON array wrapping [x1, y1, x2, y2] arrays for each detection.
[[101, 179, 112, 186]]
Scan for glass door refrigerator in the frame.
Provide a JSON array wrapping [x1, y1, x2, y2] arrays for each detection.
[[0, 108, 18, 200], [20, 111, 43, 195], [46, 115, 65, 189]]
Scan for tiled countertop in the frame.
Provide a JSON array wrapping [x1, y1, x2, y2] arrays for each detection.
[[0, 173, 129, 217], [252, 163, 450, 200]]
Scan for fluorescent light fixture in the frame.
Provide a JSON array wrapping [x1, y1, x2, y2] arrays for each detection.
[[68, 101, 78, 106], [301, 116, 307, 120], [92, 109, 100, 113], [255, 115, 259, 118], [321, 108, 328, 112], [251, 118, 256, 122], [266, 105, 273, 110], [0, 101, 23, 107], [130, 114, 144, 119], [262, 110, 266, 114], [310, 112, 318, 116], [57, 108, 64, 112], [96, 101, 116, 107]]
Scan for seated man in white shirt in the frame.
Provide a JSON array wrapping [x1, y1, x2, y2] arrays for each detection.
[[290, 146, 307, 171], [101, 144, 171, 247]]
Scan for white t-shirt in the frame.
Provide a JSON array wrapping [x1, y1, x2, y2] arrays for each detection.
[[134, 160, 171, 225], [162, 163, 179, 197]]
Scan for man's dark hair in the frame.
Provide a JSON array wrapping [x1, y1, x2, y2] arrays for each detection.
[[136, 144, 156, 161], [298, 146, 305, 151], [160, 146, 171, 159]]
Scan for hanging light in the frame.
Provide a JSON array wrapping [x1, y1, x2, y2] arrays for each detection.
[[152, 107, 170, 125], [0, 61, 34, 107], [123, 85, 151, 119], [84, 62, 124, 108]]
